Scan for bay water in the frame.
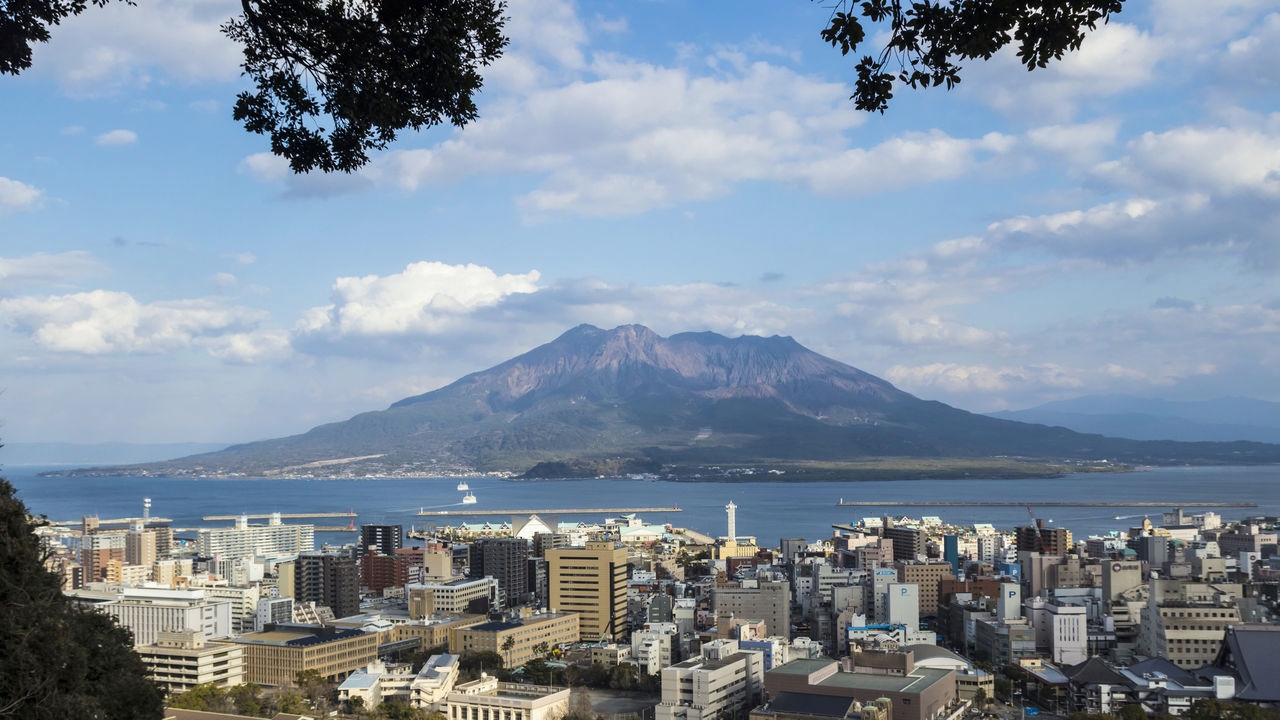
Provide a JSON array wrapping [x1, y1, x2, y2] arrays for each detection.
[[5, 465, 1279, 548]]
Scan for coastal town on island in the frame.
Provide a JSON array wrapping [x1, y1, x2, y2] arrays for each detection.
[[32, 490, 1280, 720]]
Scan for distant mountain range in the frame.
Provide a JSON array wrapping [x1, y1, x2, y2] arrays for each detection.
[[989, 396, 1280, 444], [47, 325, 1280, 478], [3, 442, 230, 467]]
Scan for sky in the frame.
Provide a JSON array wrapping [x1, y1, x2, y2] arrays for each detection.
[[2, 0, 1279, 445]]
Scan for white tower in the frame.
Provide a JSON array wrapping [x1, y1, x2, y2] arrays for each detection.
[[725, 501, 737, 542]]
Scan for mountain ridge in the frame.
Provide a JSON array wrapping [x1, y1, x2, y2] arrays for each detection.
[[48, 325, 1280, 478]]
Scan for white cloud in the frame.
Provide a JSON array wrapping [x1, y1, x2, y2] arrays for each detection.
[[238, 153, 291, 182], [885, 363, 1085, 394], [300, 262, 542, 337], [204, 330, 292, 363], [1100, 122, 1280, 197], [31, 0, 242, 94], [0, 251, 105, 287], [0, 177, 43, 212], [967, 22, 1165, 120], [212, 272, 238, 289], [0, 289, 271, 356], [96, 129, 138, 146], [232, 253, 256, 265]]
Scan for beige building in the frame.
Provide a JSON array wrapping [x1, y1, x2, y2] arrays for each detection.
[[391, 615, 487, 651], [1138, 579, 1243, 669], [547, 541, 629, 642], [408, 577, 499, 619], [453, 611, 580, 668], [232, 625, 378, 685], [136, 629, 244, 694], [896, 561, 956, 617], [446, 675, 570, 720]]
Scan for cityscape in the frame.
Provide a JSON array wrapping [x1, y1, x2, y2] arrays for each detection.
[[4, 0, 1280, 718], [18, 480, 1280, 720]]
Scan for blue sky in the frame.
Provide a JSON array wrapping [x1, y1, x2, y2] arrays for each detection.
[[2, 0, 1279, 444]]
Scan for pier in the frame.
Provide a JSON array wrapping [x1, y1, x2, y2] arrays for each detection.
[[50, 517, 173, 527], [201, 512, 358, 521], [417, 506, 681, 517], [835, 501, 1257, 508]]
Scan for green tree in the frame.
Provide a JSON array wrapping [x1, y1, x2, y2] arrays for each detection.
[[0, 476, 166, 720], [1, 0, 507, 174], [227, 683, 264, 716], [276, 692, 309, 715], [819, 0, 1124, 112], [973, 687, 988, 707], [1, 1, 1123, 172], [1118, 704, 1148, 720]]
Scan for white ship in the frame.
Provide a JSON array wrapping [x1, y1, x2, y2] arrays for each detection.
[[461, 491, 477, 504], [456, 481, 470, 491]]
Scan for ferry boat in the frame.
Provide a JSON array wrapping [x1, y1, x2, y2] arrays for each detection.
[[456, 481, 470, 491], [461, 491, 477, 504]]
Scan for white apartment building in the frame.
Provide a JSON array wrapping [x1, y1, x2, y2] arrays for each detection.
[[407, 577, 498, 618], [196, 514, 314, 560], [656, 641, 764, 720], [411, 653, 460, 709], [101, 586, 232, 647], [1028, 598, 1088, 665], [632, 623, 680, 675]]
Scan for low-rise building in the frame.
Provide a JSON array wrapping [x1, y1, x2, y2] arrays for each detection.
[[764, 654, 957, 720], [232, 624, 378, 686], [656, 641, 764, 720], [136, 629, 244, 694], [452, 610, 580, 668], [445, 674, 569, 720]]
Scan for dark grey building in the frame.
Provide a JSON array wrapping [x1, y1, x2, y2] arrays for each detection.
[[360, 524, 403, 557], [295, 552, 360, 619], [469, 537, 530, 608]]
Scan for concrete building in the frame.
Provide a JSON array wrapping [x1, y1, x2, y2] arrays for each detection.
[[896, 561, 955, 617], [196, 514, 314, 561], [656, 642, 765, 720], [1027, 598, 1088, 666], [101, 586, 232, 647], [1017, 520, 1072, 556], [470, 537, 530, 608], [233, 624, 378, 685], [1138, 579, 1243, 669], [712, 576, 791, 640], [411, 653, 460, 709], [407, 577, 498, 618], [295, 552, 359, 620], [632, 622, 680, 675], [883, 524, 925, 562], [764, 654, 957, 720], [546, 540, 629, 642], [452, 611, 580, 668], [255, 596, 294, 631], [445, 675, 570, 720], [136, 628, 244, 694]]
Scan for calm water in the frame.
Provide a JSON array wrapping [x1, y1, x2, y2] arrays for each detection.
[[5, 465, 1279, 548]]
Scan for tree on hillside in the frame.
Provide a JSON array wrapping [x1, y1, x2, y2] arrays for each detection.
[[0, 476, 165, 720], [2, 1, 1123, 173]]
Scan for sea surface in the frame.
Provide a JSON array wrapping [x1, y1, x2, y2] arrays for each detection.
[[4, 465, 1279, 548]]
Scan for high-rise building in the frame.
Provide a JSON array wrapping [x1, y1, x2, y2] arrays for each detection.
[[882, 525, 925, 562], [360, 551, 413, 594], [295, 553, 359, 620], [126, 529, 158, 568], [359, 524, 403, 557], [470, 538, 529, 608], [82, 532, 126, 583], [546, 541, 629, 642]]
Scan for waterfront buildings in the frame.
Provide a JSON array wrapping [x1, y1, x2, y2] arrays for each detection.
[[196, 514, 314, 560]]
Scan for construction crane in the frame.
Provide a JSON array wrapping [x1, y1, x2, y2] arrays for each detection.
[[1025, 505, 1049, 554]]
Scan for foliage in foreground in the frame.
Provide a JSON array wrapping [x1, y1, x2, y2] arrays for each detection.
[[0, 476, 165, 719]]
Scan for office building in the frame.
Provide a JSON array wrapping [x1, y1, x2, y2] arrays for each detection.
[[656, 641, 764, 720], [470, 537, 530, 608], [136, 629, 244, 694], [233, 624, 378, 685], [445, 674, 569, 720], [453, 611, 580, 668], [546, 541, 629, 642], [408, 577, 498, 618], [101, 586, 232, 647], [712, 576, 791, 640]]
